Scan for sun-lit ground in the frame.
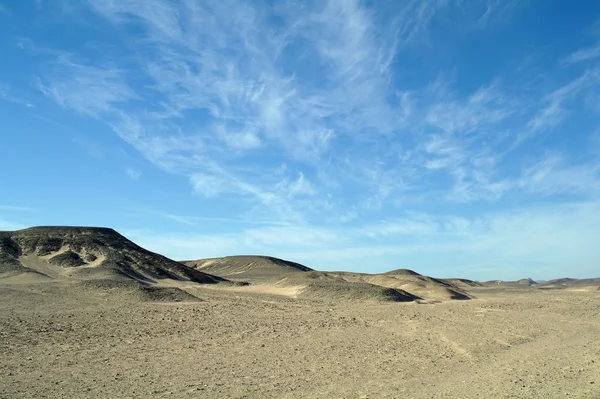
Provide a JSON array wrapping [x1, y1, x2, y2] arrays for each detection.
[[1, 281, 598, 399]]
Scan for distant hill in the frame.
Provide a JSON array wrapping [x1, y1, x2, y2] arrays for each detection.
[[440, 278, 483, 289], [537, 278, 600, 289], [264, 271, 421, 302], [182, 255, 313, 281], [11, 228, 596, 302], [518, 278, 538, 286], [184, 257, 471, 301], [329, 271, 471, 301], [481, 278, 538, 288], [479, 277, 600, 290], [383, 268, 422, 276], [0, 226, 230, 286]]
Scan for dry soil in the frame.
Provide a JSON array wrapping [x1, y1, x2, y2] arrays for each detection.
[[1, 281, 599, 399]]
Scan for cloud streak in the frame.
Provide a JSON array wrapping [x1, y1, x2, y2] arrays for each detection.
[[32, 2, 600, 213], [11, 0, 599, 278], [125, 200, 600, 280]]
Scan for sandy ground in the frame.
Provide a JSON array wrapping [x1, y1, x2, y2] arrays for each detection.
[[1, 282, 599, 399]]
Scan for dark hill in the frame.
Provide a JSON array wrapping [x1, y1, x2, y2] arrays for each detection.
[[0, 226, 230, 285]]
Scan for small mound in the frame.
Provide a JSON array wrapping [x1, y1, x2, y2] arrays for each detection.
[[445, 288, 471, 300], [518, 278, 537, 286], [300, 280, 420, 302], [384, 268, 421, 276], [272, 271, 419, 302], [442, 278, 483, 288], [135, 286, 201, 302], [328, 272, 471, 301], [48, 250, 86, 267], [79, 279, 201, 302], [79, 279, 145, 291]]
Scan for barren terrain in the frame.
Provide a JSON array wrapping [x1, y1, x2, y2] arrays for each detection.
[[1, 227, 599, 398]]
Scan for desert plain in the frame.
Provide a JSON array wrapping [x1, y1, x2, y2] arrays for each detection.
[[1, 227, 599, 398]]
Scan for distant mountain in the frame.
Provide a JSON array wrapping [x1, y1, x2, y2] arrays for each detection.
[[0, 226, 230, 285]]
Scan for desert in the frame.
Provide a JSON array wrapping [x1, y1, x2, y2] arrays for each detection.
[[1, 227, 599, 398], [4, 1, 600, 398]]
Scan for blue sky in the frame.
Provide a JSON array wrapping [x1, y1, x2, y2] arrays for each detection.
[[1, 1, 600, 280]]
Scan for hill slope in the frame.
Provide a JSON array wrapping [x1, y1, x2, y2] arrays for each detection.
[[329, 270, 471, 301], [537, 277, 600, 289], [0, 227, 229, 285], [264, 271, 421, 302], [183, 255, 313, 281], [185, 256, 470, 301]]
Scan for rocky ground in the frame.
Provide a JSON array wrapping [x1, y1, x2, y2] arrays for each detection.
[[1, 282, 598, 399]]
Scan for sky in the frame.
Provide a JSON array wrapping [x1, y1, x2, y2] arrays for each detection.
[[1, 0, 600, 281]]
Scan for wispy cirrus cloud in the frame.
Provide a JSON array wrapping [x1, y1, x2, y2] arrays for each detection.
[[517, 153, 600, 196], [124, 200, 600, 280], [526, 68, 600, 134], [564, 44, 600, 65], [28, 0, 600, 240], [563, 18, 600, 65], [125, 167, 141, 180], [3, 0, 600, 281], [0, 82, 35, 108], [36, 57, 136, 119], [37, 0, 422, 223]]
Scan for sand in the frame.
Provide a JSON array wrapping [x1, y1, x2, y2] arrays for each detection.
[[1, 281, 599, 399]]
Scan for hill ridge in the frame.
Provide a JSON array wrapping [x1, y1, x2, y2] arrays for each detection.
[[0, 226, 231, 286], [183, 255, 313, 280]]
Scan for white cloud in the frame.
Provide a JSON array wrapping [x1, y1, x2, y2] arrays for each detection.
[[37, 57, 136, 118], [563, 43, 600, 64], [518, 154, 600, 196], [119, 201, 600, 280], [526, 68, 600, 134], [125, 167, 141, 180], [0, 82, 35, 108], [425, 83, 513, 135], [25, 0, 600, 247], [276, 173, 316, 198], [190, 173, 227, 197], [217, 126, 262, 152]]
